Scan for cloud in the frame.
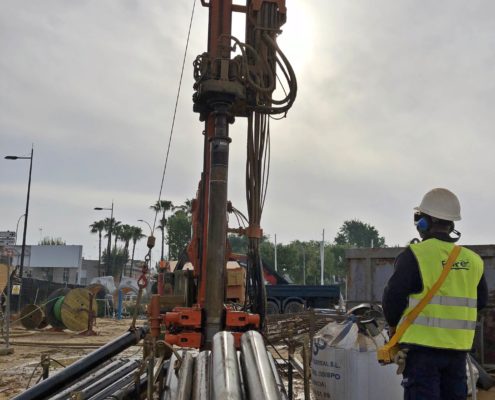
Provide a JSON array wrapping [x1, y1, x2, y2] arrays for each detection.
[[2, 0, 495, 263]]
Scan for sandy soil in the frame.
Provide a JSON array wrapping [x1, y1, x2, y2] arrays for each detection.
[[0, 318, 144, 399]]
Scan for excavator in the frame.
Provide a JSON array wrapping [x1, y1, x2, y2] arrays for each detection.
[[15, 1, 297, 398]]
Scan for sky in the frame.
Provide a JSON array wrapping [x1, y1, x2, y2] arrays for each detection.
[[1, 0, 495, 263]]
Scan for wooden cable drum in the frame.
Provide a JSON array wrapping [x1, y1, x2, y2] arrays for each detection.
[[20, 304, 45, 330], [0, 263, 8, 294], [60, 288, 94, 332], [45, 287, 70, 330]]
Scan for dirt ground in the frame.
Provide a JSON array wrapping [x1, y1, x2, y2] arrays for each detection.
[[0, 318, 144, 399], [1, 318, 494, 399]]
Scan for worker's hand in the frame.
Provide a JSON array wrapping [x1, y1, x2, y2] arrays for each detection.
[[393, 348, 409, 375]]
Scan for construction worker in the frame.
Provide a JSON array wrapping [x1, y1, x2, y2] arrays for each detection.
[[383, 188, 488, 400]]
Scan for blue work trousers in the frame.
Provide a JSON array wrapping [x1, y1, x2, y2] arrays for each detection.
[[401, 347, 468, 400]]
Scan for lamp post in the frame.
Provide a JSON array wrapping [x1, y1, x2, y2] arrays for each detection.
[[5, 147, 33, 313], [94, 202, 114, 276], [15, 214, 25, 246], [137, 219, 153, 234]]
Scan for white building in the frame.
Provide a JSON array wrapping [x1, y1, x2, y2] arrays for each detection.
[[10, 245, 83, 285]]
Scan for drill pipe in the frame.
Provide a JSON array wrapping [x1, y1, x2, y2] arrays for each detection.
[[212, 332, 243, 400], [50, 359, 127, 400], [162, 353, 179, 400], [267, 352, 288, 400], [240, 331, 281, 400], [13, 326, 148, 400], [192, 351, 211, 400], [176, 351, 196, 400], [162, 351, 197, 400], [73, 359, 140, 399]]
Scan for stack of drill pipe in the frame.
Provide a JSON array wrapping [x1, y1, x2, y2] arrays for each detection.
[[13, 326, 149, 400], [162, 331, 287, 400], [50, 359, 128, 400]]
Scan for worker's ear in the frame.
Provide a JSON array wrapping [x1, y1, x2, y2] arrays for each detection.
[[416, 215, 430, 233]]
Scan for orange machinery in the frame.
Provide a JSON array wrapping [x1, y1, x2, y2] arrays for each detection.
[[149, 0, 296, 350]]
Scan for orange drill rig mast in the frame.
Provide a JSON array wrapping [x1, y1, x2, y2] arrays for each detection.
[[157, 0, 297, 350]]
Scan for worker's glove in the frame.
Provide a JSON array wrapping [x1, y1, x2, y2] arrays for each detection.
[[393, 348, 409, 375]]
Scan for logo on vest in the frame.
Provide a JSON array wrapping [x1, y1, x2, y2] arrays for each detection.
[[442, 258, 470, 270]]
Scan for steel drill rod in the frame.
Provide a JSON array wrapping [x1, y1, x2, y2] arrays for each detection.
[[104, 373, 147, 400], [212, 332, 243, 400], [267, 352, 288, 400], [13, 326, 148, 400], [162, 353, 179, 400], [192, 351, 211, 400], [176, 351, 196, 400], [75, 359, 139, 399], [50, 359, 126, 400], [240, 331, 281, 400], [87, 369, 138, 400]]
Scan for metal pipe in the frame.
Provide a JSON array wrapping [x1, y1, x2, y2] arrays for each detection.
[[240, 330, 280, 400], [267, 352, 288, 400], [176, 351, 196, 400], [105, 372, 148, 400], [162, 353, 179, 400], [212, 332, 242, 399], [87, 366, 139, 400], [77, 359, 139, 399], [193, 351, 211, 400], [204, 103, 232, 346], [13, 326, 148, 400], [50, 360, 126, 400]]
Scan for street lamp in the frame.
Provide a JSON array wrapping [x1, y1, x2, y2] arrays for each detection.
[[94, 202, 114, 276], [15, 214, 25, 246], [137, 219, 153, 234], [5, 147, 33, 313]]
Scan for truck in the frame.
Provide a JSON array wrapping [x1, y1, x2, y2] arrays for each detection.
[[228, 258, 341, 314]]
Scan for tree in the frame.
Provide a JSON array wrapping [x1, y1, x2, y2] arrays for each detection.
[[38, 237, 66, 245], [103, 217, 121, 275], [334, 219, 386, 248], [130, 226, 146, 275], [102, 246, 128, 283], [118, 224, 134, 278], [167, 208, 191, 260], [228, 234, 248, 254], [150, 200, 174, 261], [89, 220, 105, 276]]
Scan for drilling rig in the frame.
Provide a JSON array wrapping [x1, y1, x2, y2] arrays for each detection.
[[14, 1, 297, 398], [153, 0, 297, 350]]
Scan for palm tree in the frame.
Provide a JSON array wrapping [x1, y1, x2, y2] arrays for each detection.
[[130, 226, 146, 276], [150, 200, 173, 261], [118, 224, 134, 278], [89, 220, 105, 276], [103, 217, 121, 275]]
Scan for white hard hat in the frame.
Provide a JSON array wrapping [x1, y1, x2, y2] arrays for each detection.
[[414, 188, 461, 221]]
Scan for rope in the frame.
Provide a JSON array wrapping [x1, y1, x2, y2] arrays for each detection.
[[152, 0, 197, 231]]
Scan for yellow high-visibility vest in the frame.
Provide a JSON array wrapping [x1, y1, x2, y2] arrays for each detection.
[[399, 238, 483, 350]]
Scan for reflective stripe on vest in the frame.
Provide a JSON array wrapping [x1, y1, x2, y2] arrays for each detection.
[[408, 295, 477, 309], [398, 239, 483, 350], [400, 315, 477, 330]]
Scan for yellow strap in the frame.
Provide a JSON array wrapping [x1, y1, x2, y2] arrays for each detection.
[[385, 245, 461, 348]]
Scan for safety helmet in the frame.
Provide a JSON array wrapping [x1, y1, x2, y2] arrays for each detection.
[[414, 188, 461, 221]]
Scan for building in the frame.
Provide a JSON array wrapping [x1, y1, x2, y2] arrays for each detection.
[[9, 245, 83, 285]]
